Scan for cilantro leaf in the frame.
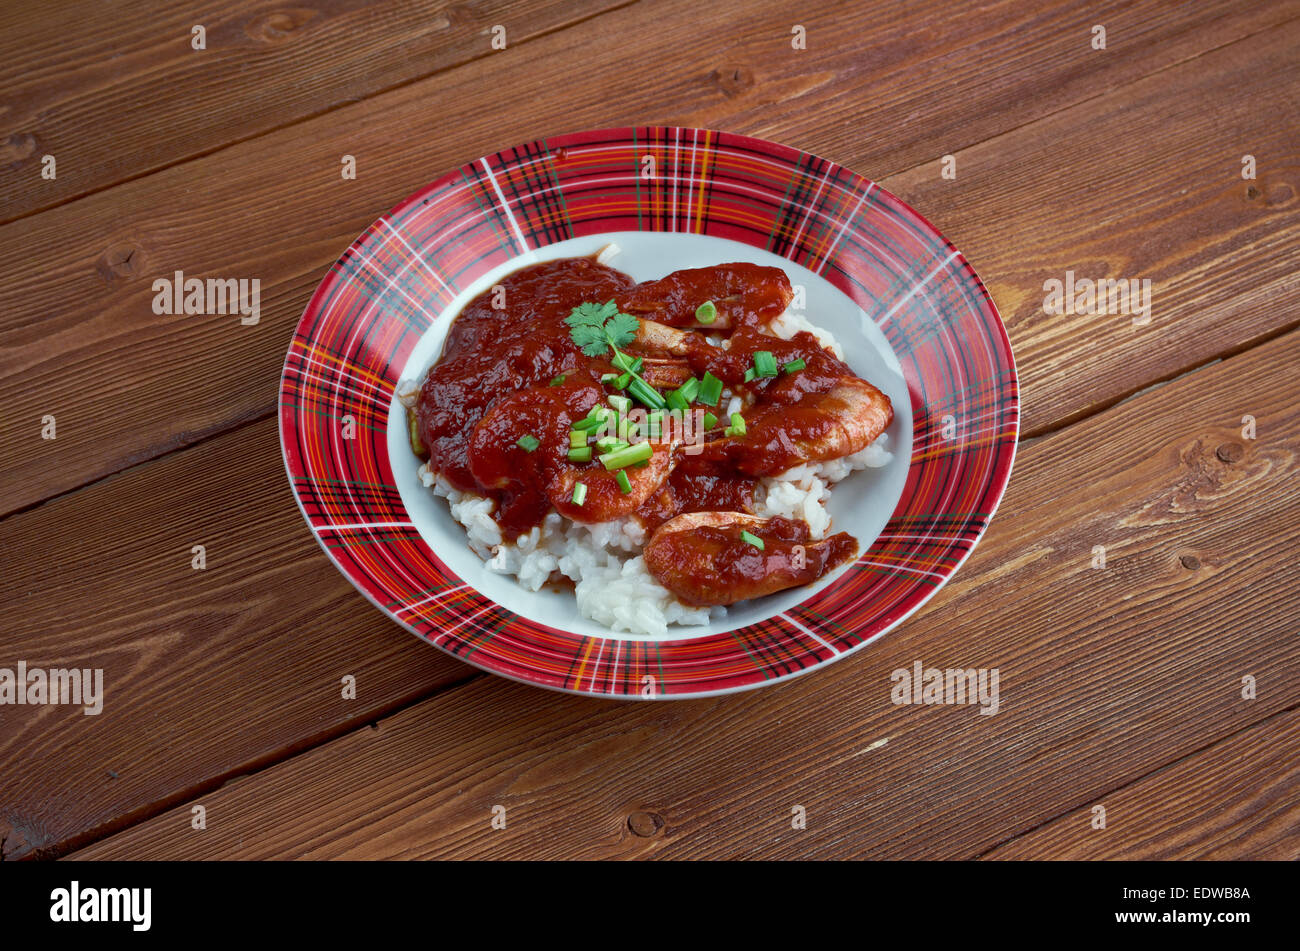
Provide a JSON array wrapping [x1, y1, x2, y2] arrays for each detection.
[[605, 311, 639, 350], [565, 300, 640, 358]]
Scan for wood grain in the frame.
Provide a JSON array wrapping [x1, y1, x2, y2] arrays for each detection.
[[0, 416, 475, 860], [71, 328, 1300, 859], [2, 0, 1296, 517], [0, 0, 628, 224], [884, 19, 1300, 438], [985, 708, 1300, 859]]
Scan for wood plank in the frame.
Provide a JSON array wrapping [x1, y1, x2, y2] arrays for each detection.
[[985, 709, 1300, 859], [0, 0, 627, 224], [2, 0, 1296, 516], [72, 328, 1300, 859], [881, 19, 1300, 438], [0, 416, 475, 860]]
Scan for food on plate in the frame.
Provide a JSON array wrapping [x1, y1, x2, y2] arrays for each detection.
[[400, 250, 894, 636]]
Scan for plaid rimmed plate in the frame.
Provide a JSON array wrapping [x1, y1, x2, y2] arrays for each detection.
[[279, 126, 1018, 699]]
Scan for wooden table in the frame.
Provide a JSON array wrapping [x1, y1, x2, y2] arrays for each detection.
[[1, 0, 1296, 861]]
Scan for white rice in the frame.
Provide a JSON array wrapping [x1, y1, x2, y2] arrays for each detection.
[[413, 310, 892, 637]]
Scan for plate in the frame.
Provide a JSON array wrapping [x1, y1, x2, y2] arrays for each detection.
[[279, 126, 1018, 699]]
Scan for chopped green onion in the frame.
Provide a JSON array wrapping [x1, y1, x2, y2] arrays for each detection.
[[517, 434, 540, 452], [572, 415, 605, 433], [549, 374, 567, 386], [570, 431, 588, 449], [675, 377, 700, 404], [571, 482, 587, 506], [724, 412, 747, 438], [611, 352, 643, 375], [599, 441, 653, 470], [627, 377, 666, 410], [695, 300, 717, 325], [600, 373, 619, 385], [666, 389, 688, 411], [782, 358, 807, 374], [753, 351, 778, 378], [617, 415, 631, 441], [567, 447, 592, 462], [698, 371, 723, 406], [586, 404, 606, 419], [615, 469, 632, 494], [614, 372, 631, 390], [743, 367, 757, 383], [703, 412, 718, 430], [608, 394, 632, 414], [594, 436, 628, 453], [408, 411, 426, 456], [740, 530, 764, 550]]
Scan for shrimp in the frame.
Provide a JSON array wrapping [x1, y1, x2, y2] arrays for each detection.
[[548, 440, 678, 523], [643, 511, 857, 606], [702, 376, 893, 475], [629, 320, 895, 476], [619, 263, 793, 330]]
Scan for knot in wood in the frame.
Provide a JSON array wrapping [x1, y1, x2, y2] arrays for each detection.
[[712, 65, 755, 98], [1215, 442, 1244, 464], [627, 810, 664, 837]]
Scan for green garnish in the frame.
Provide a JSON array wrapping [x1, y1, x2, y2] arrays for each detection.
[[570, 431, 588, 449], [517, 434, 540, 452], [782, 358, 806, 374], [571, 483, 587, 506], [608, 394, 632, 414], [567, 300, 677, 413], [740, 530, 764, 550], [408, 410, 426, 457], [549, 374, 567, 386], [753, 351, 778, 378], [568, 447, 592, 463], [565, 300, 640, 357], [572, 415, 605, 433], [698, 371, 723, 406], [611, 352, 643, 375], [703, 412, 718, 430], [615, 469, 632, 494], [695, 300, 717, 325], [627, 377, 666, 410], [675, 377, 700, 404], [743, 367, 757, 383], [599, 441, 653, 470], [724, 412, 747, 438], [594, 436, 628, 453]]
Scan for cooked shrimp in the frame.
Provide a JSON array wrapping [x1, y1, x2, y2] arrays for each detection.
[[549, 439, 679, 523], [619, 263, 793, 329], [702, 377, 892, 475], [643, 511, 857, 606]]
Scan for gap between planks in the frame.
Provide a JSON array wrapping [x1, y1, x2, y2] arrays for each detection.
[[970, 698, 1300, 860], [20, 669, 484, 861]]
